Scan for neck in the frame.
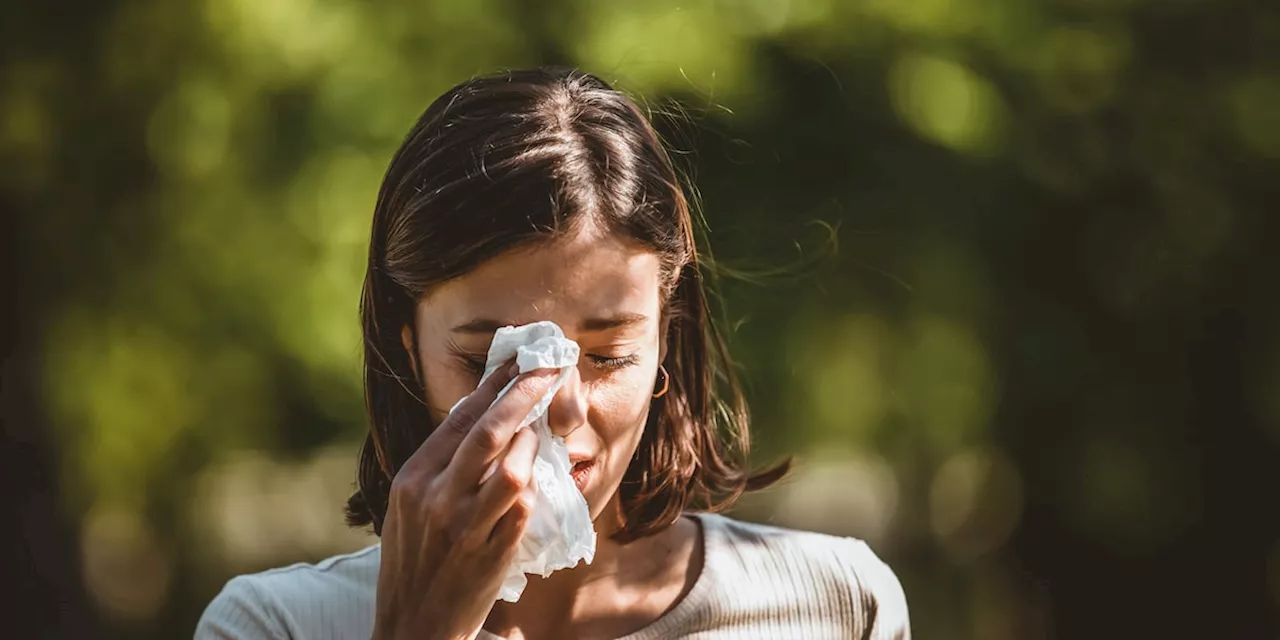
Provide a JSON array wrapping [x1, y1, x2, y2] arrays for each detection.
[[484, 504, 699, 639]]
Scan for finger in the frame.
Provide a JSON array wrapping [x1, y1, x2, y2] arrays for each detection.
[[489, 486, 536, 550], [408, 357, 519, 474], [471, 427, 539, 533], [449, 368, 558, 483]]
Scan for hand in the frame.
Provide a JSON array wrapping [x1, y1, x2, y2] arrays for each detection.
[[371, 363, 558, 640]]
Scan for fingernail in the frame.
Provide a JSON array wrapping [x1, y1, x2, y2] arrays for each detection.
[[507, 362, 520, 377]]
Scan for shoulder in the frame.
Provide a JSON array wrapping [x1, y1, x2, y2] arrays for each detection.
[[194, 544, 381, 640], [699, 514, 911, 639]]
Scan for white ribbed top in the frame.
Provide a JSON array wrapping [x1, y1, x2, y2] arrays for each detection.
[[195, 513, 911, 639]]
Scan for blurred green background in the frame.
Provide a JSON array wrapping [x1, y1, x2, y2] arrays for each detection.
[[4, 0, 1280, 638]]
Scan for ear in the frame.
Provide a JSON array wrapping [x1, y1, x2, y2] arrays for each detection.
[[401, 323, 420, 380], [657, 310, 671, 364]]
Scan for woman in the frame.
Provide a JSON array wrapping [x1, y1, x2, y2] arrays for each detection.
[[196, 67, 910, 640]]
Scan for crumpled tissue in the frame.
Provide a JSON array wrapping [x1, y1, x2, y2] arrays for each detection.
[[448, 320, 597, 603]]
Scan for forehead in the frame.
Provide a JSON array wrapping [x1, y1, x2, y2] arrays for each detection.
[[421, 232, 663, 328]]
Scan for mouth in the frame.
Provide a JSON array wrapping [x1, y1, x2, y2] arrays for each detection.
[[569, 459, 595, 493]]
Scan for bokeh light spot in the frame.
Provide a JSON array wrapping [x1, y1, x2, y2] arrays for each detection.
[[889, 53, 1006, 154], [772, 451, 900, 545], [191, 446, 376, 571], [898, 315, 997, 453], [572, 2, 752, 102], [929, 447, 1024, 560], [1228, 75, 1280, 158], [796, 313, 893, 444], [81, 506, 172, 622], [1031, 25, 1131, 113], [146, 78, 232, 179], [1064, 434, 1199, 553]]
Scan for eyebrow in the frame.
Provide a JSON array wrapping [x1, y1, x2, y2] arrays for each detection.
[[451, 313, 649, 334]]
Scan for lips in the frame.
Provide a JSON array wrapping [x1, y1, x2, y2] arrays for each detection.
[[569, 459, 595, 492]]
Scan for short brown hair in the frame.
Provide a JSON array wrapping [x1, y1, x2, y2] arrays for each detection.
[[346, 67, 788, 541]]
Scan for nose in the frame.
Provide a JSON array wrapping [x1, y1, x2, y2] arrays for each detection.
[[546, 365, 588, 438]]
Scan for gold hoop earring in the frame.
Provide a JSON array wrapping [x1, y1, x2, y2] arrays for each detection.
[[652, 365, 670, 398]]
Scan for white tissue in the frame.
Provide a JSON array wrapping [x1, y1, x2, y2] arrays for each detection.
[[448, 321, 597, 603]]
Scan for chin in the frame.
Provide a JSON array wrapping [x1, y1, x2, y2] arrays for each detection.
[[576, 471, 623, 524]]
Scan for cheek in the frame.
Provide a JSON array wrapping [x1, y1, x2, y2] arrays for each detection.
[[587, 374, 656, 462], [420, 355, 483, 425], [580, 377, 657, 519]]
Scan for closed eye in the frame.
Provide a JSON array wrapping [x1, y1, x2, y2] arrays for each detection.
[[587, 353, 640, 371], [455, 353, 487, 375]]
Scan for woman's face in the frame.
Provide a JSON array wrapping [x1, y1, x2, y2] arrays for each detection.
[[407, 229, 665, 524]]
